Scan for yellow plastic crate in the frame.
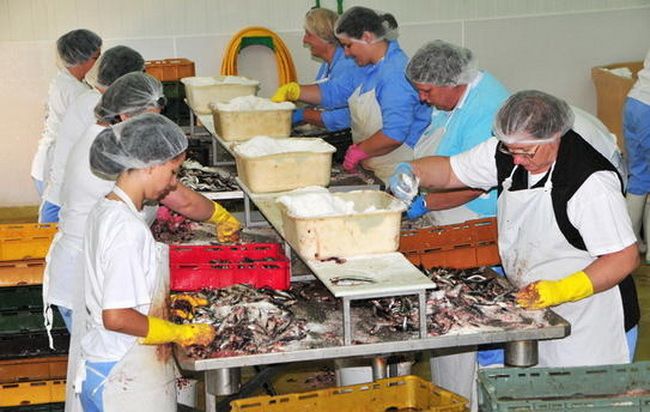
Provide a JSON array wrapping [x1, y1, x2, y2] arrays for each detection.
[[0, 379, 65, 407], [230, 375, 468, 412], [0, 259, 45, 286], [0, 223, 57, 261]]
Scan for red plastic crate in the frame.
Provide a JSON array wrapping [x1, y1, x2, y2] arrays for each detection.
[[169, 243, 290, 291]]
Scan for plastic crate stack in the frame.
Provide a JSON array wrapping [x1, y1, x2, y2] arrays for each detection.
[[0, 223, 68, 411], [145, 58, 195, 127]]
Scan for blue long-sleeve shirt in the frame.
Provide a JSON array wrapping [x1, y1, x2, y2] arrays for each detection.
[[319, 41, 430, 147], [314, 46, 362, 131]]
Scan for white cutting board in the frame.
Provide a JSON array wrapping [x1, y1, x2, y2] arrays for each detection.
[[306, 252, 434, 298]]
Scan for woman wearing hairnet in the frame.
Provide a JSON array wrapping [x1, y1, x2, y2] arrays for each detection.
[[71, 112, 215, 411], [389, 91, 640, 374], [394, 40, 509, 410], [40, 45, 145, 223], [31, 29, 101, 199], [45, 73, 238, 412], [272, 6, 430, 182], [624, 48, 650, 263], [291, 7, 365, 131]]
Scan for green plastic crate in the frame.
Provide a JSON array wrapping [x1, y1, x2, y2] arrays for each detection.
[[0, 309, 65, 335], [0, 403, 64, 412], [478, 362, 650, 411], [0, 286, 43, 312]]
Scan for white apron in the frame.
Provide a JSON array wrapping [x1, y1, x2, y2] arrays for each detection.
[[70, 186, 177, 412], [348, 86, 413, 183], [497, 165, 629, 367]]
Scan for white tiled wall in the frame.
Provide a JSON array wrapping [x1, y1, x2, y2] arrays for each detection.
[[1, 0, 649, 205]]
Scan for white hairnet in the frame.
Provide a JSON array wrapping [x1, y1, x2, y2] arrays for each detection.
[[334, 6, 398, 42], [56, 29, 102, 67], [406, 40, 478, 86], [90, 112, 188, 178], [95, 45, 145, 89], [95, 72, 166, 124], [494, 90, 575, 145]]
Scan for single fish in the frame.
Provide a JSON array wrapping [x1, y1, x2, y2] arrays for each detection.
[[330, 275, 377, 286]]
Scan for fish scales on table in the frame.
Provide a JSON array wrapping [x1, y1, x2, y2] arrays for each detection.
[[179, 160, 239, 192], [364, 267, 544, 337], [172, 284, 308, 359]]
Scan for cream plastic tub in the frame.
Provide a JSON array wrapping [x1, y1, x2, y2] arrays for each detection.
[[234, 138, 335, 193], [279, 190, 406, 259], [212, 108, 293, 141], [181, 76, 259, 114]]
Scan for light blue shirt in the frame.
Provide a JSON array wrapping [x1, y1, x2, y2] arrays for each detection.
[[319, 41, 431, 147], [427, 72, 509, 217], [314, 46, 362, 131]]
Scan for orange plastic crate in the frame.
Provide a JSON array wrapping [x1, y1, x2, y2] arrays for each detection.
[[0, 259, 45, 286], [399, 217, 500, 270], [145, 58, 195, 82], [0, 356, 67, 384], [0, 224, 57, 262]]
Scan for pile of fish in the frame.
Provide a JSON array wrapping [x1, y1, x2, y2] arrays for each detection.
[[179, 160, 239, 192], [366, 268, 542, 336], [151, 206, 196, 243], [172, 285, 308, 358]]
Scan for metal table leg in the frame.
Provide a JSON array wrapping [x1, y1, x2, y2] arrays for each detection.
[[504, 340, 538, 367], [418, 291, 427, 338], [189, 109, 195, 138], [343, 297, 352, 346], [244, 193, 252, 228], [371, 357, 387, 380], [205, 368, 242, 412]]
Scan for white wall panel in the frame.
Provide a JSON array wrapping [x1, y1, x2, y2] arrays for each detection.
[[466, 7, 650, 112], [1, 0, 650, 205]]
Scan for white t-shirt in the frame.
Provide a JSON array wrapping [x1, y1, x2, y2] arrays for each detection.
[[450, 137, 635, 256], [81, 197, 158, 362], [31, 69, 89, 181], [44, 88, 101, 205], [58, 123, 112, 241]]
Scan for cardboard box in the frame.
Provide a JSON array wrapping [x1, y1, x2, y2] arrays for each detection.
[[591, 61, 644, 153]]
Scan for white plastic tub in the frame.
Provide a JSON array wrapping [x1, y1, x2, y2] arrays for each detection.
[[211, 97, 295, 141], [181, 75, 259, 114], [234, 137, 335, 193], [278, 190, 406, 259]]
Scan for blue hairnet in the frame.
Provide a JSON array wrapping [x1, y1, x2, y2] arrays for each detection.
[[96, 45, 145, 88], [90, 113, 188, 178], [334, 6, 398, 41], [95, 73, 166, 124], [56, 29, 102, 67], [494, 90, 574, 144], [406, 40, 478, 86]]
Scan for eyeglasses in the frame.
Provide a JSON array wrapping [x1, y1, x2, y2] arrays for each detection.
[[497, 142, 540, 159]]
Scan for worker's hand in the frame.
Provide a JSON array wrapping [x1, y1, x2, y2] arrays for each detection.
[[141, 317, 216, 347], [343, 144, 370, 172], [406, 195, 429, 220], [516, 271, 594, 310], [389, 162, 419, 204], [170, 294, 208, 320], [292, 108, 305, 125], [271, 82, 301, 102], [207, 202, 241, 243]]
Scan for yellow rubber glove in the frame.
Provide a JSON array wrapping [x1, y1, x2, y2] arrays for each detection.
[[516, 271, 594, 310], [140, 316, 216, 347], [207, 202, 241, 243], [271, 82, 300, 102]]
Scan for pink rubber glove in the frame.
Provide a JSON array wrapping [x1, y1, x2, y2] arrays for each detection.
[[343, 144, 370, 172]]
